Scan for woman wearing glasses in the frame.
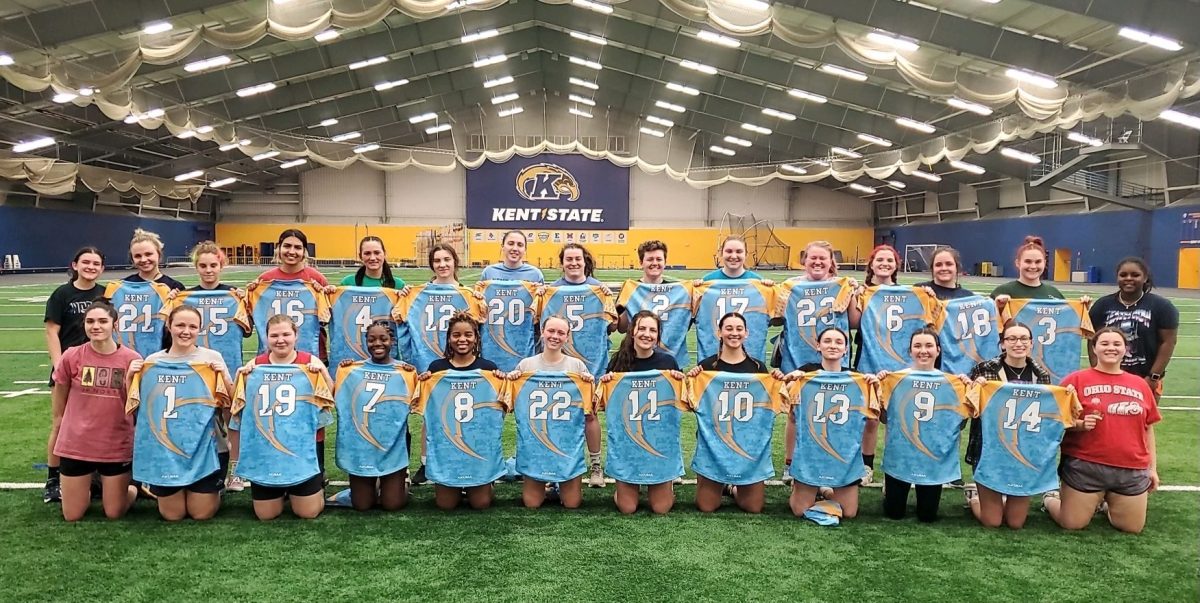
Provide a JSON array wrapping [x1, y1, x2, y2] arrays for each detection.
[[963, 320, 1052, 526]]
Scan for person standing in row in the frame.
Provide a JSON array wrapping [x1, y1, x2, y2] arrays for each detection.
[[482, 230, 545, 283], [1087, 257, 1178, 400]]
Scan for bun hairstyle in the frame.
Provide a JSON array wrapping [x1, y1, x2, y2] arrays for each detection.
[[1015, 235, 1047, 261], [130, 228, 165, 255], [190, 240, 226, 266]]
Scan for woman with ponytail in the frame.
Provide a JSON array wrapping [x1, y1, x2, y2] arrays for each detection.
[[340, 236, 403, 289]]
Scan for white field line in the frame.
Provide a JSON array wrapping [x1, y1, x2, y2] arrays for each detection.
[[1161, 407, 1199, 411], [0, 328, 41, 331], [1162, 396, 1198, 400], [0, 480, 1198, 492]]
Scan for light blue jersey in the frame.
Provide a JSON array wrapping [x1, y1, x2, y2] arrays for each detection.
[[128, 361, 228, 487], [481, 262, 544, 283], [688, 372, 788, 485], [693, 280, 777, 365], [598, 370, 686, 485], [776, 278, 852, 372], [510, 372, 593, 482], [333, 361, 418, 477], [417, 370, 509, 487], [328, 287, 404, 367], [974, 381, 1078, 496], [856, 285, 937, 374], [616, 280, 693, 365], [247, 280, 330, 356], [788, 371, 879, 487], [879, 369, 975, 485], [104, 280, 171, 356], [166, 290, 250, 371], [935, 295, 1001, 375], [392, 284, 481, 373], [537, 285, 616, 377], [1003, 299, 1094, 383], [476, 280, 538, 372], [232, 364, 334, 487]]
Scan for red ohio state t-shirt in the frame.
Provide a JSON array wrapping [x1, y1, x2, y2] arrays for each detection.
[[1060, 368, 1160, 469]]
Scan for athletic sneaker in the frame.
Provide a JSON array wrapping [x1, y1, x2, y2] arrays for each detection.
[[1096, 501, 1109, 515], [948, 478, 965, 489], [410, 464, 428, 485], [860, 464, 874, 487], [963, 484, 978, 509], [587, 463, 605, 488], [672, 477, 684, 485], [781, 470, 794, 486], [43, 477, 61, 504], [545, 483, 561, 505], [817, 486, 834, 500], [225, 475, 246, 492], [1040, 489, 1060, 513]]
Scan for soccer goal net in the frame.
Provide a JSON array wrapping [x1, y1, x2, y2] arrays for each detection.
[[904, 244, 942, 273], [716, 212, 792, 269]]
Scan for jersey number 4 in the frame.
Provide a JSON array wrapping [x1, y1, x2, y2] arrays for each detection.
[[1001, 398, 1042, 432]]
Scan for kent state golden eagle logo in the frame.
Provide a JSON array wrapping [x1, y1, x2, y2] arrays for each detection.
[[515, 163, 581, 202]]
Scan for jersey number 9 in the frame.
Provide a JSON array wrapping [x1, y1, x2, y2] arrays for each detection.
[[257, 383, 296, 417]]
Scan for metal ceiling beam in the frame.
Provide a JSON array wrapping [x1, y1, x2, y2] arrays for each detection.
[[1023, 0, 1200, 51]]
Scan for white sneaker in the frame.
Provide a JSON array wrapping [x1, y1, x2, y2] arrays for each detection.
[[226, 475, 246, 492], [588, 463, 605, 488], [963, 484, 978, 509], [781, 468, 794, 486], [860, 464, 874, 487]]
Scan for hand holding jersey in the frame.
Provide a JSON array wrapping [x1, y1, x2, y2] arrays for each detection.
[[246, 280, 331, 356], [1001, 299, 1095, 383], [104, 280, 172, 356]]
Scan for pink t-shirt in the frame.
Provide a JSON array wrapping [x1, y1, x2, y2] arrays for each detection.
[[257, 266, 328, 287], [52, 343, 142, 462]]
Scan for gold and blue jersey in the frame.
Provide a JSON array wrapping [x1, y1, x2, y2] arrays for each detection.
[[536, 284, 616, 377], [127, 360, 230, 487], [104, 280, 172, 356], [391, 283, 483, 373], [933, 295, 1002, 375], [413, 369, 510, 488], [231, 364, 334, 487], [788, 371, 879, 488], [333, 361, 419, 478], [475, 280, 539, 372], [615, 280, 694, 366], [247, 280, 330, 356], [775, 277, 853, 371], [856, 285, 938, 374], [597, 370, 687, 485], [974, 381, 1079, 496], [1002, 299, 1094, 383], [879, 369, 977, 485], [509, 371, 594, 482], [328, 286, 404, 367], [162, 289, 250, 370], [692, 280, 777, 365], [687, 372, 789, 485]]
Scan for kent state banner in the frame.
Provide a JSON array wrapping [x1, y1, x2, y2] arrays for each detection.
[[465, 155, 631, 230]]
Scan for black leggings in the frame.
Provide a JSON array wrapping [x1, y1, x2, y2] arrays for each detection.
[[882, 474, 943, 523]]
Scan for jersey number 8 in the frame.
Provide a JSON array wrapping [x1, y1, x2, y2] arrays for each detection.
[[453, 392, 474, 422]]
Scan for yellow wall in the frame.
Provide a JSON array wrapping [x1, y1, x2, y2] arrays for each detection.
[[216, 223, 875, 269], [1179, 248, 1199, 289], [1052, 248, 1072, 282]]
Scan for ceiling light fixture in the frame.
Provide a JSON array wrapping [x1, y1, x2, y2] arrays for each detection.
[[319, 118, 339, 127], [78, 87, 94, 97], [848, 182, 877, 194], [646, 115, 674, 127], [314, 29, 339, 42], [788, 88, 827, 103], [331, 131, 362, 142], [1158, 108, 1200, 130], [640, 127, 666, 138], [252, 150, 280, 161], [210, 177, 237, 188], [1005, 68, 1058, 89], [492, 92, 520, 104], [781, 164, 806, 174], [569, 107, 593, 118], [348, 56, 388, 70], [742, 123, 772, 135], [461, 29, 499, 43], [887, 180, 907, 189], [947, 97, 993, 115], [142, 22, 172, 35], [1000, 147, 1041, 163], [570, 31, 608, 45], [569, 77, 598, 90], [1118, 27, 1182, 51], [723, 135, 751, 147], [571, 0, 614, 14], [819, 64, 868, 81], [374, 79, 410, 91], [696, 30, 740, 48], [409, 112, 438, 124], [666, 82, 699, 96], [498, 106, 524, 117], [857, 133, 892, 147], [895, 116, 936, 133], [279, 158, 308, 168], [176, 130, 196, 139], [51, 92, 77, 103], [184, 55, 230, 72], [567, 56, 602, 70], [11, 137, 55, 153], [910, 170, 942, 182], [174, 170, 203, 182], [484, 75, 514, 88], [195, 125, 213, 134], [709, 145, 735, 156], [679, 59, 718, 75], [761, 107, 795, 121], [425, 123, 452, 134], [866, 31, 919, 52], [1066, 131, 1103, 147], [831, 146, 862, 159], [949, 159, 985, 174], [656, 100, 686, 113], [352, 144, 379, 154], [567, 93, 595, 106], [236, 82, 276, 97]]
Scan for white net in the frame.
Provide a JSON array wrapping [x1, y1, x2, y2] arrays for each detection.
[[716, 213, 791, 269], [904, 244, 942, 273]]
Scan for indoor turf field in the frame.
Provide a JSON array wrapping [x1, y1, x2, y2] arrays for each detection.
[[0, 267, 1195, 601]]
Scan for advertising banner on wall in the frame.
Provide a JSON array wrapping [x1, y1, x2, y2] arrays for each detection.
[[1183, 211, 1200, 246], [465, 154, 630, 230]]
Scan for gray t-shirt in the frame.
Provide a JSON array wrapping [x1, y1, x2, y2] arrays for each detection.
[[144, 346, 231, 453], [516, 354, 589, 375]]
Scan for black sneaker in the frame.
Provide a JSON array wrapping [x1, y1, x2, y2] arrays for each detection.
[[42, 477, 61, 504], [410, 464, 428, 485]]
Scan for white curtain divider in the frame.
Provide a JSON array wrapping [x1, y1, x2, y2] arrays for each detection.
[[0, 155, 204, 201]]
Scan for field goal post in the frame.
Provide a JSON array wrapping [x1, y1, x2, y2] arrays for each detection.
[[716, 212, 792, 269], [904, 244, 942, 273]]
